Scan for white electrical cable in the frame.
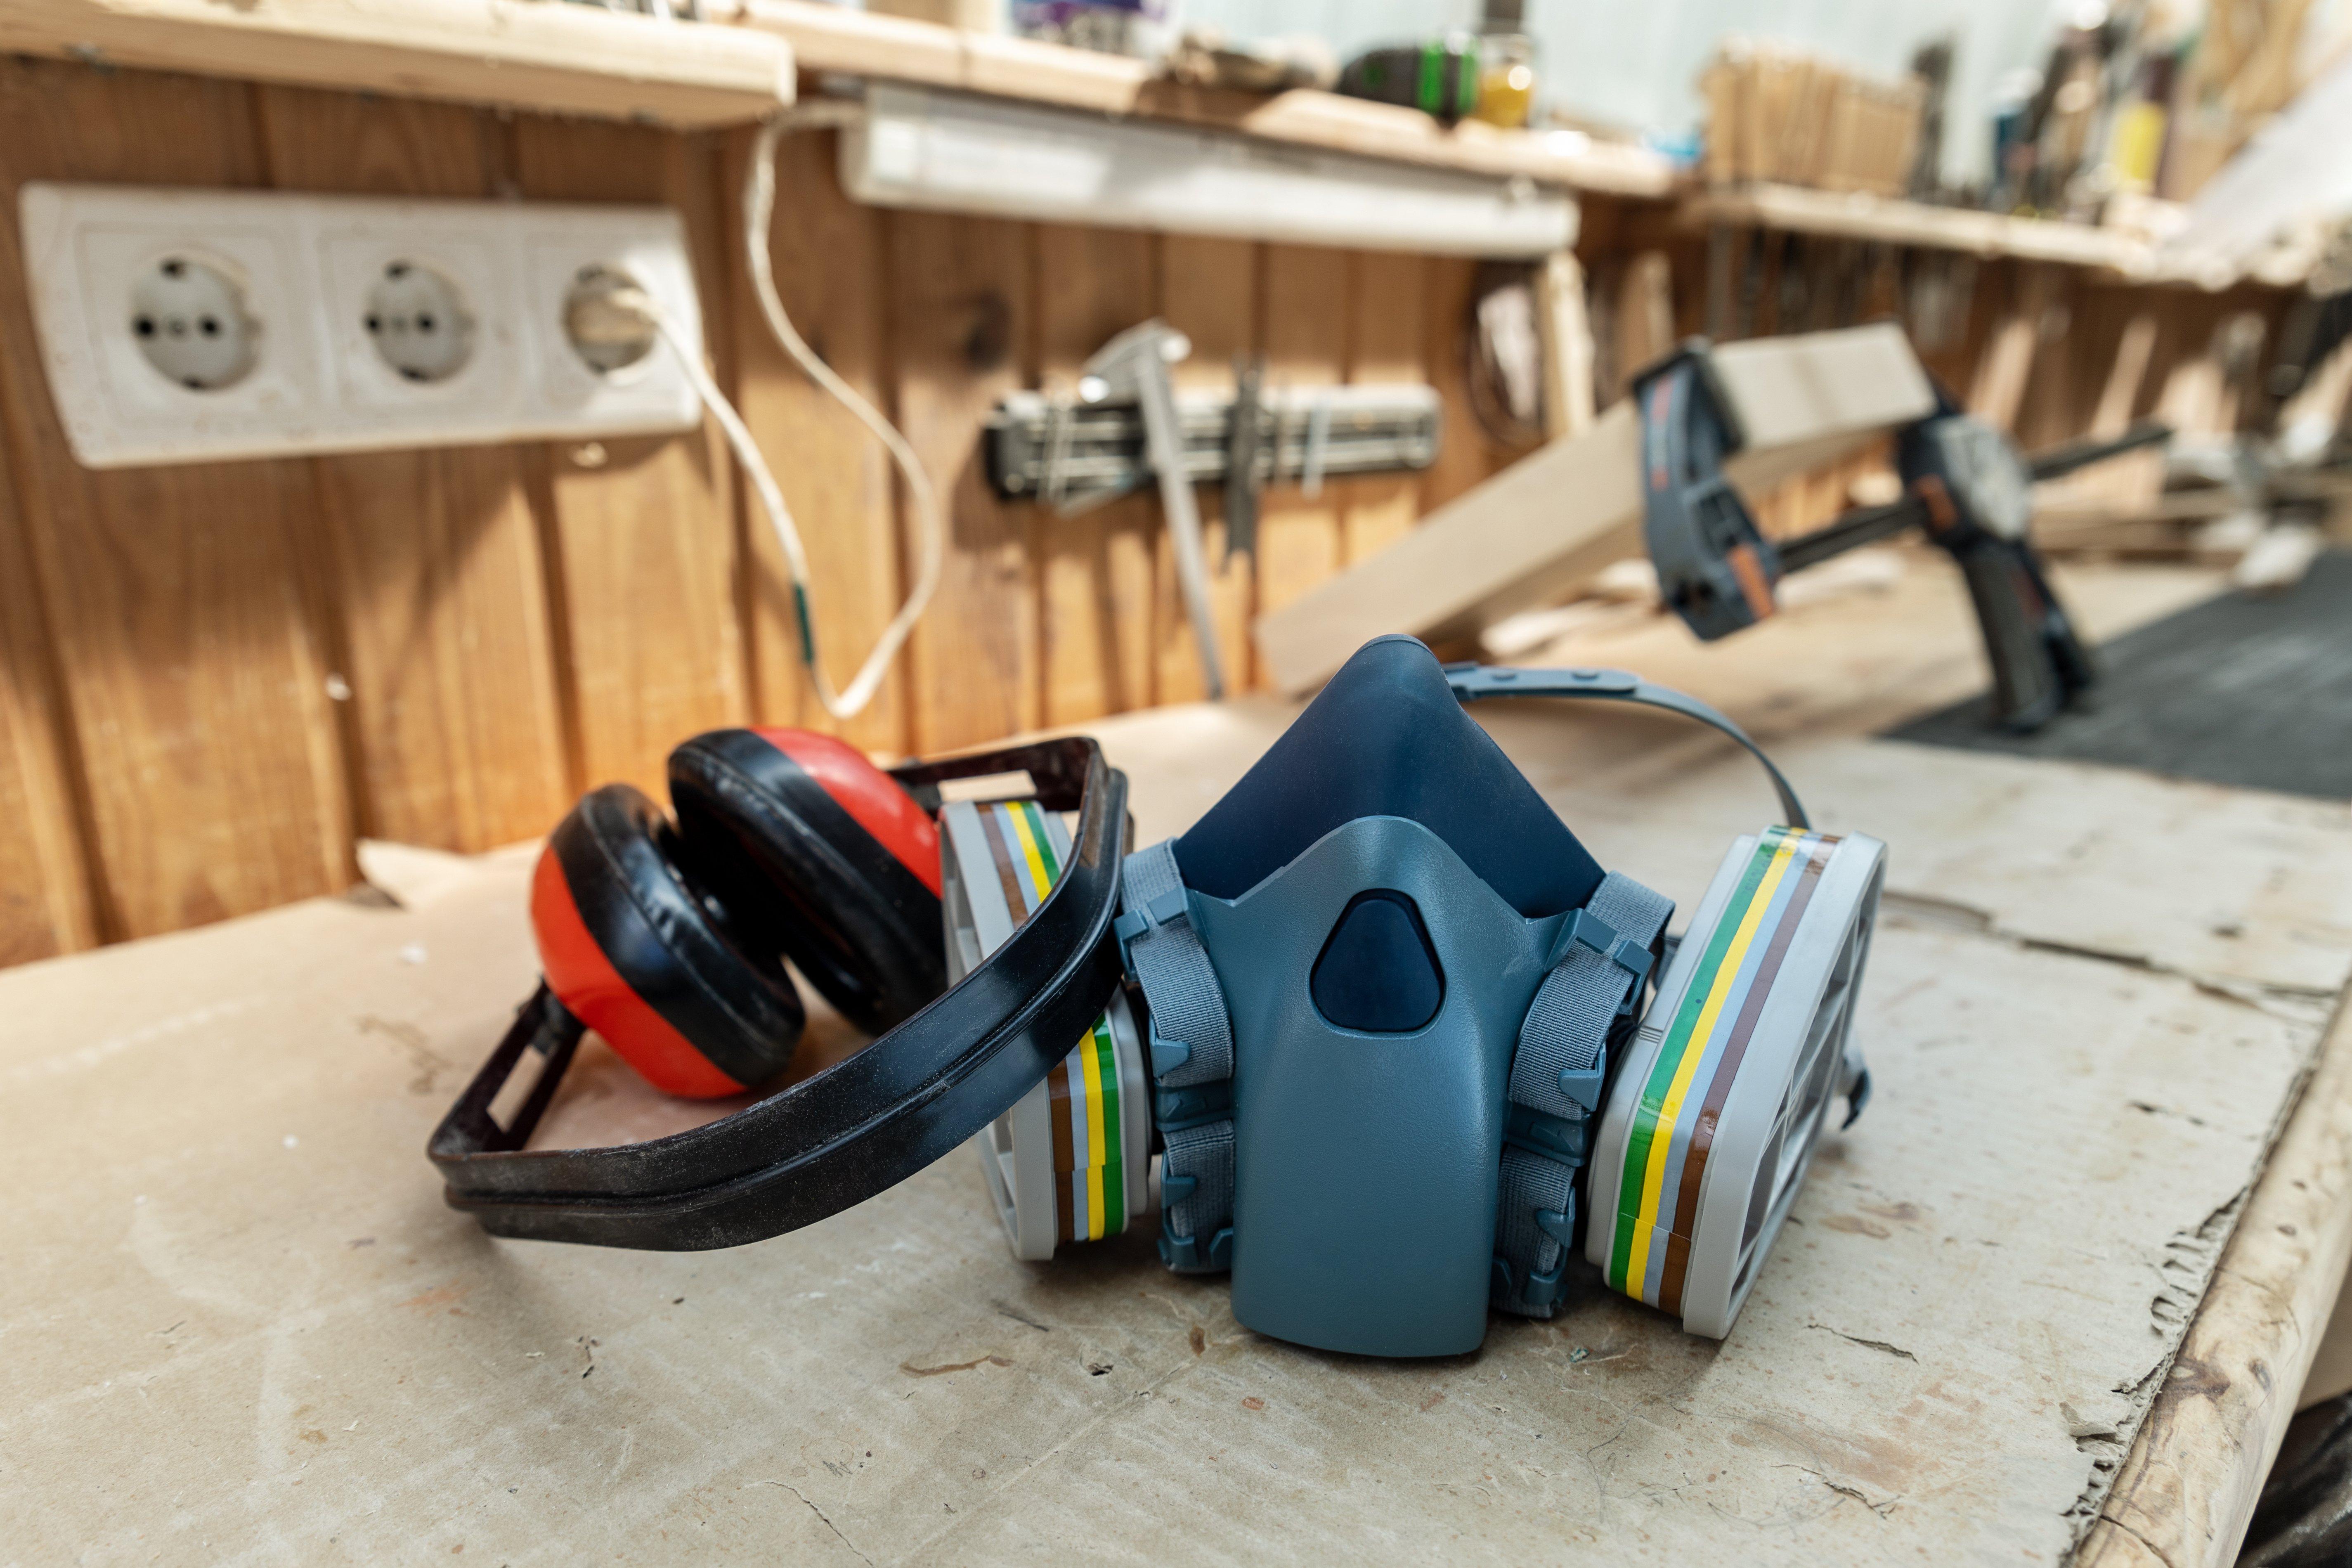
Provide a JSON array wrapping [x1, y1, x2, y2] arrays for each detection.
[[737, 111, 946, 723], [638, 109, 944, 724]]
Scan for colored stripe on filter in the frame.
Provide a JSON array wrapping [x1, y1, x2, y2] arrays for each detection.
[[986, 800, 1127, 1244], [1607, 827, 1832, 1309]]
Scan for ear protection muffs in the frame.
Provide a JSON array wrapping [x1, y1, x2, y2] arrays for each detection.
[[528, 727, 946, 1099], [668, 728, 944, 1037], [431, 738, 1124, 1248]]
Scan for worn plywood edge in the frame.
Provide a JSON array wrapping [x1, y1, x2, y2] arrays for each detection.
[[0, 0, 794, 127], [1252, 323, 1937, 692], [725, 0, 1675, 197], [2071, 989, 2352, 1568]]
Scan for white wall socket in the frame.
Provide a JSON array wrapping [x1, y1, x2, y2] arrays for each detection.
[[19, 183, 706, 469]]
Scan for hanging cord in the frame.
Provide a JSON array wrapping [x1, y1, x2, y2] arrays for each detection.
[[739, 111, 944, 721], [591, 109, 943, 723]]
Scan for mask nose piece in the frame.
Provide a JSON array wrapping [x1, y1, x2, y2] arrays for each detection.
[[1309, 890, 1445, 1034]]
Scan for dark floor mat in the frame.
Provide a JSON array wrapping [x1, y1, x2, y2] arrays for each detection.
[[1888, 550, 2352, 800]]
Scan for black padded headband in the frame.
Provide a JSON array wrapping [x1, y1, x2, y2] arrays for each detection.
[[427, 738, 1127, 1251]]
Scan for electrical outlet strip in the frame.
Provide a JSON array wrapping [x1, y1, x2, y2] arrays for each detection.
[[19, 183, 704, 469]]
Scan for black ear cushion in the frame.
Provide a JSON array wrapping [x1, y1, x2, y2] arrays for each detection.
[[668, 730, 947, 1036], [540, 783, 806, 1091]]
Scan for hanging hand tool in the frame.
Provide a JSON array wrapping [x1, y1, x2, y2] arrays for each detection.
[[1635, 339, 2171, 732], [1078, 319, 1228, 700]]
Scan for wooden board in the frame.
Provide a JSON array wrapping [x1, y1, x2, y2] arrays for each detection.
[[0, 59, 355, 939], [1251, 245, 1350, 620], [0, 0, 796, 129], [1032, 224, 1157, 726], [890, 210, 1040, 752], [726, 0, 1676, 198], [510, 117, 748, 798], [2, 560, 2345, 1565], [720, 123, 908, 756], [255, 87, 574, 852], [0, 375, 97, 961], [1340, 251, 1430, 564], [1155, 234, 1258, 699]]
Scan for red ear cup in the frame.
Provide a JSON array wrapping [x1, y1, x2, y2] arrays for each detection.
[[667, 728, 946, 1036], [531, 784, 807, 1099]]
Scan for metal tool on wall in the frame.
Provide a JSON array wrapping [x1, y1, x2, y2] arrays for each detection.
[[1074, 321, 1227, 698], [986, 322, 1445, 697]]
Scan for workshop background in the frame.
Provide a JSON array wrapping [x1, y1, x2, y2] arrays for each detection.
[[4, 1, 2352, 1563]]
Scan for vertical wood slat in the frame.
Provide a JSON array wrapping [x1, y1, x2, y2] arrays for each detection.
[[254, 86, 574, 851], [1339, 251, 1428, 565], [1252, 245, 1352, 622], [510, 118, 747, 798], [1033, 224, 1158, 727], [1419, 256, 1514, 515], [1156, 234, 1258, 700], [891, 210, 1038, 754], [0, 386, 99, 962], [0, 59, 354, 940], [719, 124, 908, 756]]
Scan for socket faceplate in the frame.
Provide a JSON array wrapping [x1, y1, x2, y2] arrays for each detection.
[[20, 184, 704, 468]]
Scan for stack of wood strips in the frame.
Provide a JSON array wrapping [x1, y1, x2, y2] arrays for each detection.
[[1701, 41, 1924, 197]]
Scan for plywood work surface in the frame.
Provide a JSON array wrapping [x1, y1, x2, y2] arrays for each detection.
[[3, 558, 2350, 1566]]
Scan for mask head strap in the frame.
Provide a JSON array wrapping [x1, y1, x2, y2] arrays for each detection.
[[1442, 663, 1809, 830]]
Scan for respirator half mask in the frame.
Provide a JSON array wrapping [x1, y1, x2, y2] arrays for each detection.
[[432, 637, 1882, 1356]]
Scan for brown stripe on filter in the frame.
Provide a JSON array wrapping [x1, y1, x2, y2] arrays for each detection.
[[1049, 1045, 1078, 1243], [976, 806, 1037, 920], [1658, 838, 1832, 1319], [1047, 1057, 1075, 1175]]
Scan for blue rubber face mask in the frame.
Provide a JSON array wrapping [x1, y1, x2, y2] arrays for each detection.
[[954, 636, 1885, 1356]]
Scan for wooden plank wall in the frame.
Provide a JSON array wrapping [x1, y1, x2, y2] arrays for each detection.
[[0, 58, 1544, 963], [0, 62, 2282, 965]]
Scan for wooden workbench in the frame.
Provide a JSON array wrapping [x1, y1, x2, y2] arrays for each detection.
[[5, 555, 2350, 1565]]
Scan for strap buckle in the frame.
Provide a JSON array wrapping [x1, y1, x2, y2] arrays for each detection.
[[1565, 907, 1653, 1016], [1155, 1077, 1232, 1134], [1111, 885, 1191, 982], [1503, 1100, 1591, 1161], [1159, 1224, 1234, 1272]]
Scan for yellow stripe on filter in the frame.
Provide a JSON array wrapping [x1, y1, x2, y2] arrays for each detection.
[[1622, 833, 1801, 1294], [1078, 1033, 1109, 1239], [1003, 802, 1055, 904]]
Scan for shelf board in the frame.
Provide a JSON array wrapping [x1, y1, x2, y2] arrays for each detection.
[[1683, 182, 2156, 272], [0, 0, 795, 128], [728, 0, 1678, 199]]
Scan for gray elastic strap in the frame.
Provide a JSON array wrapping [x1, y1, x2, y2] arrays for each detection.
[[1120, 840, 1234, 1273], [1120, 842, 1232, 1088], [1493, 871, 1674, 1317], [1444, 663, 1809, 830]]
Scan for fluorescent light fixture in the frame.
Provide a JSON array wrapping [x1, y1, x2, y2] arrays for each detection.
[[840, 83, 1577, 258]]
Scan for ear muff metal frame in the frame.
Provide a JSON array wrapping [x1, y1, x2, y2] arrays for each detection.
[[427, 738, 1128, 1252]]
